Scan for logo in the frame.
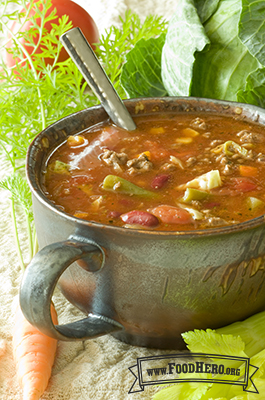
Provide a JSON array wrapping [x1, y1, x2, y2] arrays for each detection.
[[128, 353, 259, 394]]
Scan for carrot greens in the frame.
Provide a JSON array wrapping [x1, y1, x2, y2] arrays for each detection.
[[0, 0, 167, 267]]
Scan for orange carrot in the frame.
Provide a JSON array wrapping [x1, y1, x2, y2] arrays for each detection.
[[13, 301, 58, 400], [239, 165, 258, 177]]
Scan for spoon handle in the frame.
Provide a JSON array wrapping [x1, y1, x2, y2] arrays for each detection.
[[60, 27, 136, 131]]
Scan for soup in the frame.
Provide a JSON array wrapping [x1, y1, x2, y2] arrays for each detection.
[[42, 112, 265, 231]]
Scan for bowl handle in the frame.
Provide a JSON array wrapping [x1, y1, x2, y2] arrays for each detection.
[[19, 239, 123, 341]]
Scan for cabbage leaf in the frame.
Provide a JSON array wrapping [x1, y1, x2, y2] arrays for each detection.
[[121, 0, 265, 108], [120, 35, 167, 98], [161, 0, 210, 96], [191, 0, 259, 101]]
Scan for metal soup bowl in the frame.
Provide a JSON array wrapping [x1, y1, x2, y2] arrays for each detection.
[[21, 97, 265, 349]]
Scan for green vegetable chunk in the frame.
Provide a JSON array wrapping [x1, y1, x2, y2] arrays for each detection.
[[246, 196, 264, 211], [102, 175, 158, 198], [53, 160, 70, 174], [223, 140, 248, 157], [182, 188, 209, 203]]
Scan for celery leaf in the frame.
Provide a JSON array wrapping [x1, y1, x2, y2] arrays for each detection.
[[182, 329, 247, 358]]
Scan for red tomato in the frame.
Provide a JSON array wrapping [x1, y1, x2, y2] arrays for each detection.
[[5, 0, 99, 70], [231, 177, 257, 192]]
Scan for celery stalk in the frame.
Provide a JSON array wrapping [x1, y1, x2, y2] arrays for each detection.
[[216, 311, 265, 357]]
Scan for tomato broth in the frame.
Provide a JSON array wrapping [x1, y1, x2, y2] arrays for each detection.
[[42, 112, 265, 231]]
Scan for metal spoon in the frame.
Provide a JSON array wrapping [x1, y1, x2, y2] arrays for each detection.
[[60, 27, 136, 131]]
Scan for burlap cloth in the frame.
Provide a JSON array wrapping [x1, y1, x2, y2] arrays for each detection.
[[0, 1, 180, 399]]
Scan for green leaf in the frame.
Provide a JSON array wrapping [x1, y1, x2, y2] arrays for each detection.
[[120, 34, 167, 98], [194, 0, 221, 24], [191, 0, 259, 101], [97, 11, 168, 98], [182, 329, 247, 358], [239, 0, 265, 66], [0, 173, 33, 218], [237, 67, 265, 107], [161, 0, 210, 96]]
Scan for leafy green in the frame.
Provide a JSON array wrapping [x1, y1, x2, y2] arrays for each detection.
[[161, 0, 210, 97], [152, 310, 265, 400], [121, 0, 265, 108], [182, 329, 247, 359], [97, 11, 168, 99], [120, 34, 167, 98], [0, 1, 168, 268], [194, 0, 220, 24], [238, 0, 265, 65], [237, 66, 265, 106], [0, 174, 35, 269], [191, 0, 259, 101]]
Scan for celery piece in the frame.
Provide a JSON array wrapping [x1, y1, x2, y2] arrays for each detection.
[[182, 188, 209, 203], [216, 310, 265, 358], [223, 140, 248, 157], [246, 196, 264, 211], [178, 169, 222, 191], [53, 160, 70, 174], [102, 175, 159, 198], [177, 203, 204, 220]]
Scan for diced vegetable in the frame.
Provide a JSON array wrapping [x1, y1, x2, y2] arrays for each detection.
[[177, 203, 204, 220], [150, 205, 193, 224], [182, 127, 200, 137], [102, 175, 159, 198], [178, 170, 222, 191], [53, 160, 70, 174], [169, 155, 184, 169], [246, 196, 264, 211], [182, 188, 209, 203], [90, 196, 103, 211], [137, 151, 151, 160], [223, 140, 248, 157], [149, 127, 165, 134], [239, 165, 258, 177], [67, 135, 85, 147], [232, 177, 257, 192], [176, 137, 193, 144], [74, 211, 89, 219]]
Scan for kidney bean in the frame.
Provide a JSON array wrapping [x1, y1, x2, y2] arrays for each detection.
[[120, 210, 159, 227], [151, 174, 170, 189]]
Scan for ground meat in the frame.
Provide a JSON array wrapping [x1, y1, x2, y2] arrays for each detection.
[[256, 153, 265, 163], [160, 163, 177, 172], [101, 149, 128, 172], [190, 117, 207, 130], [127, 153, 153, 175], [203, 216, 230, 227], [237, 130, 265, 144], [185, 156, 197, 167]]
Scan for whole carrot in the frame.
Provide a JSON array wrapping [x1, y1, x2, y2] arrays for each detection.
[[12, 301, 58, 400]]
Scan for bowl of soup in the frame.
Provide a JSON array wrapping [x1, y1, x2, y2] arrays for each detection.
[[20, 97, 265, 349]]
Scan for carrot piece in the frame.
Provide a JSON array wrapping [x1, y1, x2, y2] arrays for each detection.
[[239, 165, 258, 177], [13, 301, 58, 400]]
